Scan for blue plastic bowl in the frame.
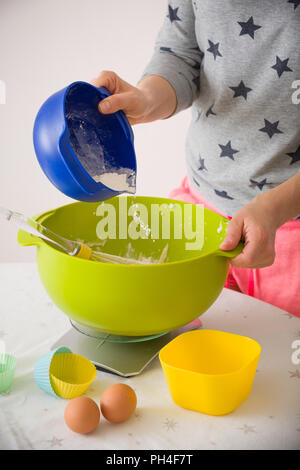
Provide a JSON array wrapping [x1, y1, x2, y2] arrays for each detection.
[[33, 81, 137, 202]]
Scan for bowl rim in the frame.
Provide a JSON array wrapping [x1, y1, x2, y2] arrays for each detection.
[[31, 196, 236, 268], [159, 329, 262, 377]]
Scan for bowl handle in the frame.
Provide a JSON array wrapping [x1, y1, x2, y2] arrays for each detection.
[[215, 242, 244, 259], [17, 229, 42, 247]]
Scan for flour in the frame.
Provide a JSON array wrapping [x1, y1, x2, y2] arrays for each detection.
[[65, 99, 136, 194], [126, 242, 169, 264], [76, 238, 169, 264], [96, 168, 136, 193]]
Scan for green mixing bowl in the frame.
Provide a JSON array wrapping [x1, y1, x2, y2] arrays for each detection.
[[18, 196, 242, 336]]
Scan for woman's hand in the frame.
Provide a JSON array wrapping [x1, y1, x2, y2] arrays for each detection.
[[90, 71, 177, 124], [90, 71, 152, 125], [219, 194, 280, 268]]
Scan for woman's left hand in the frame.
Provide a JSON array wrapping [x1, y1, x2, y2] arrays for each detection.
[[219, 195, 279, 268]]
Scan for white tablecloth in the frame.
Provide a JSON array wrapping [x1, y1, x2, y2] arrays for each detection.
[[0, 263, 299, 450]]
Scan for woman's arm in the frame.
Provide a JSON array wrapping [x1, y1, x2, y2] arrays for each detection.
[[90, 72, 177, 124], [91, 1, 202, 123], [220, 171, 300, 268], [259, 171, 300, 226]]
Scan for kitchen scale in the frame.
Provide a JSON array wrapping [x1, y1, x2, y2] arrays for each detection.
[[52, 318, 202, 377]]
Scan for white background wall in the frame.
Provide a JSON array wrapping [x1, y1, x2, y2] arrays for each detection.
[[0, 0, 190, 262]]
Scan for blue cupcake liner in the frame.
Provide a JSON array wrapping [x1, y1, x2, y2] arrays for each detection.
[[34, 346, 72, 397]]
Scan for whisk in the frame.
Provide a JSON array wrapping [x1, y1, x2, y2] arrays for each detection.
[[0, 206, 143, 265]]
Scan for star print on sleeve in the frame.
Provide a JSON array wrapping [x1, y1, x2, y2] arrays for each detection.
[[287, 0, 300, 10], [206, 104, 216, 117], [249, 178, 268, 190], [207, 40, 222, 60], [198, 156, 208, 171], [218, 141, 239, 160], [214, 189, 234, 200], [286, 144, 300, 164], [193, 177, 200, 187], [238, 17, 261, 39], [167, 5, 181, 23], [259, 119, 283, 138], [160, 47, 174, 53], [271, 56, 293, 77], [229, 81, 252, 100]]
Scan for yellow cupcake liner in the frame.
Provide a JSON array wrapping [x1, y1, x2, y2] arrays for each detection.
[[49, 353, 96, 399]]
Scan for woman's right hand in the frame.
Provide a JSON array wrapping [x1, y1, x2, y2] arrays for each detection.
[[90, 71, 153, 125], [90, 71, 177, 125]]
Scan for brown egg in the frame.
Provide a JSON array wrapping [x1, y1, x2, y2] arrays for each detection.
[[100, 384, 137, 423], [64, 396, 100, 434]]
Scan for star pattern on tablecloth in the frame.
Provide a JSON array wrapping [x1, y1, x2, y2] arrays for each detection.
[[163, 418, 178, 431], [289, 369, 300, 379], [134, 410, 142, 420], [47, 437, 64, 447], [294, 329, 300, 338], [238, 424, 257, 434]]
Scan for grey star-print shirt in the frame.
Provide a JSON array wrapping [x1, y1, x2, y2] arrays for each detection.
[[141, 0, 300, 217]]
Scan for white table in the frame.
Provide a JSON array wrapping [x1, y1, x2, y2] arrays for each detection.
[[0, 263, 299, 450]]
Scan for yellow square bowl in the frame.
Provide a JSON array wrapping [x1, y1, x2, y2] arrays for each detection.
[[159, 329, 261, 416]]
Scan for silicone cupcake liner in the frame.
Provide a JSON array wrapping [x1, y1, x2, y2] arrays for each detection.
[[50, 353, 97, 399], [0, 354, 17, 393], [34, 346, 72, 397]]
